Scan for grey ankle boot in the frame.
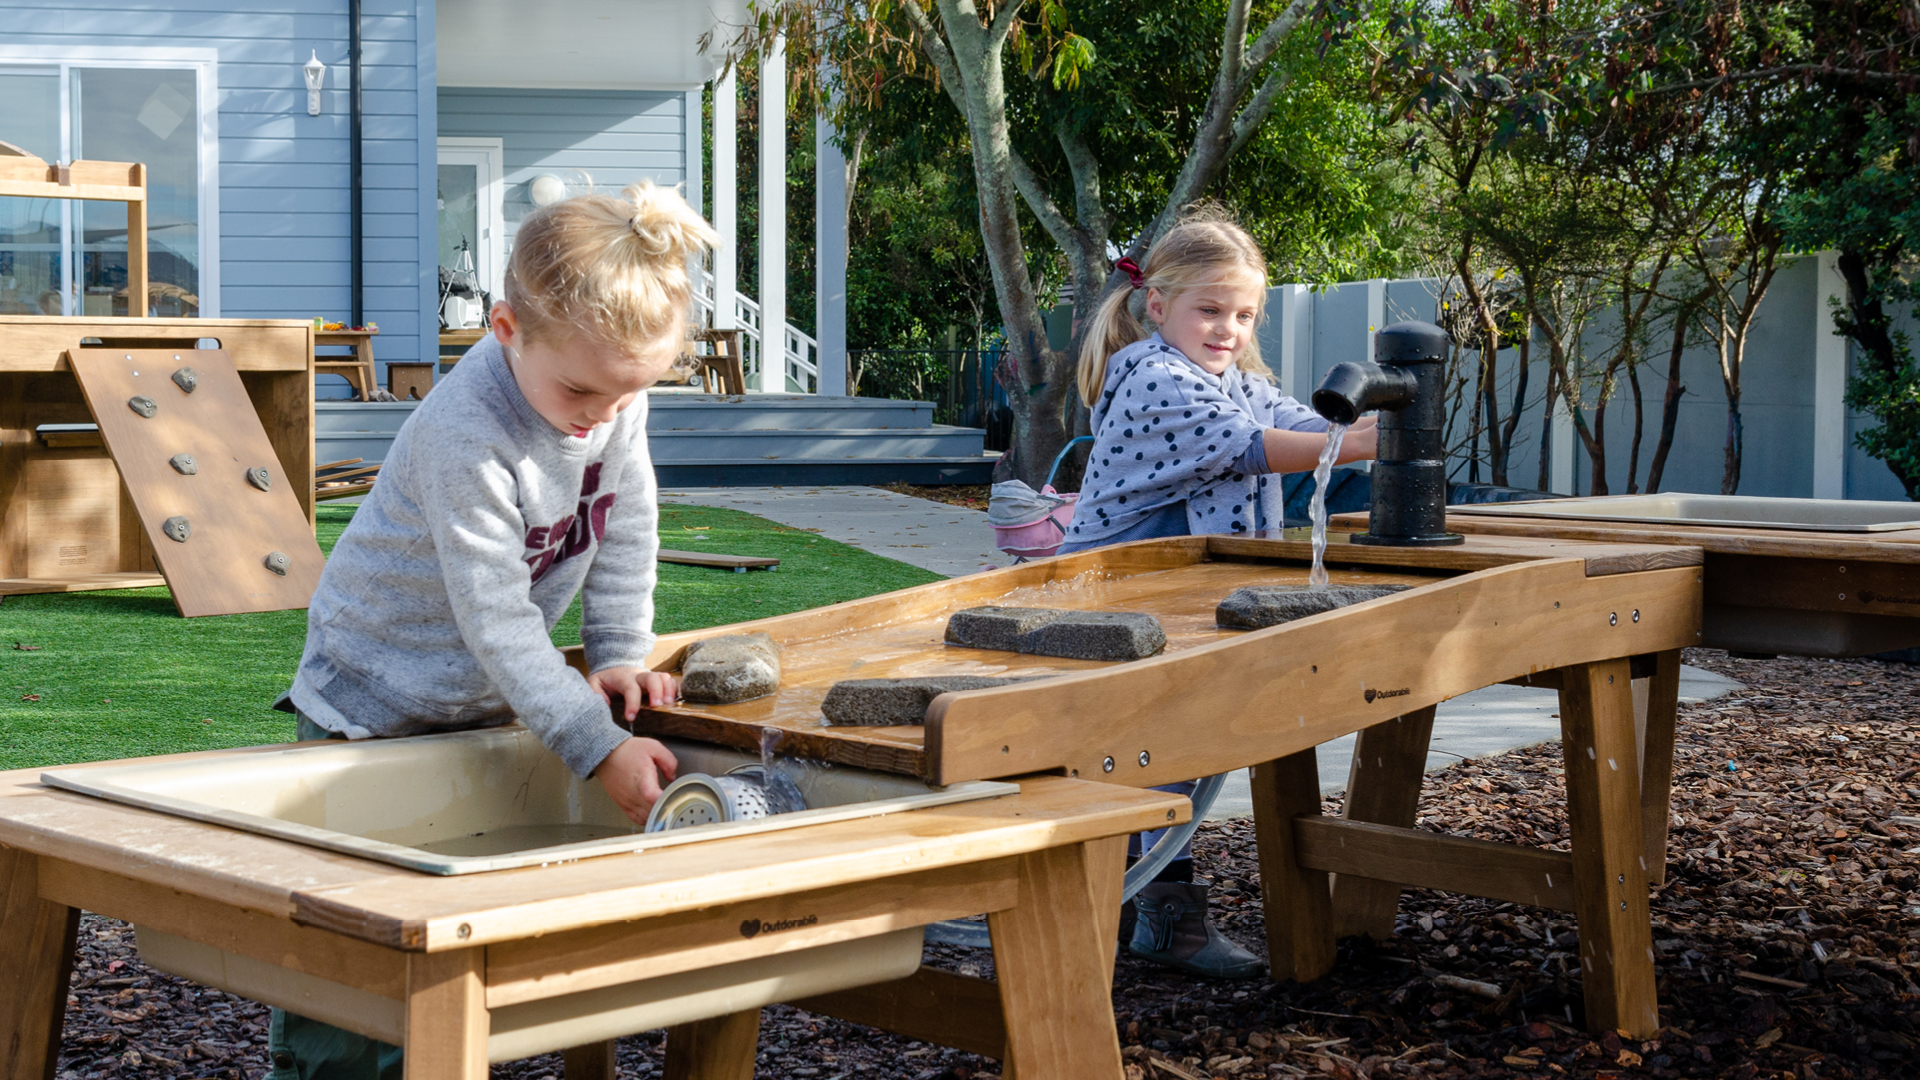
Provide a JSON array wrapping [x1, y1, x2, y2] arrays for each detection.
[[1128, 882, 1263, 979]]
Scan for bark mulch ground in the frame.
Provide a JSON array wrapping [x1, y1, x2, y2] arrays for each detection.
[[876, 483, 991, 512], [53, 650, 1919, 1079]]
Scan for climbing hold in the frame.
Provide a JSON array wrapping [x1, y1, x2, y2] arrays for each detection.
[[128, 396, 157, 418], [162, 516, 191, 543], [170, 367, 198, 394], [264, 551, 290, 576], [246, 467, 271, 492], [169, 453, 198, 475]]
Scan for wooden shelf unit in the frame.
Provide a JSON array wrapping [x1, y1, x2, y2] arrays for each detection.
[[0, 316, 315, 598]]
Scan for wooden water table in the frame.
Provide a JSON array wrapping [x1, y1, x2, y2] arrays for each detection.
[[591, 531, 1703, 1040], [0, 532, 1703, 1080], [1335, 493, 1920, 658], [0, 745, 1183, 1080]]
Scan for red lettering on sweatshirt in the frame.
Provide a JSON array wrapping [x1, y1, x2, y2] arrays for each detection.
[[524, 463, 615, 584]]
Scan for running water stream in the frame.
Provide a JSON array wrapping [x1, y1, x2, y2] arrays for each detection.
[[1307, 422, 1350, 587]]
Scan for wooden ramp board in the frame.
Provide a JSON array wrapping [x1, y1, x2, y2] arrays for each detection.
[[68, 349, 325, 617], [657, 549, 779, 572]]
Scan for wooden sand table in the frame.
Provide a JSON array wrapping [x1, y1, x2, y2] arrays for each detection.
[[591, 532, 1703, 1040], [0, 532, 1701, 1080]]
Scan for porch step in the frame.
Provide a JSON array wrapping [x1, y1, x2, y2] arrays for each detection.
[[656, 457, 995, 487], [649, 394, 935, 431], [316, 396, 991, 486], [647, 426, 985, 462]]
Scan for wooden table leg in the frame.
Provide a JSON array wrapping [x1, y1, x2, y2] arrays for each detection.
[[1251, 748, 1335, 982], [404, 949, 488, 1080], [664, 1009, 761, 1080], [1558, 659, 1659, 1038], [1639, 650, 1682, 887], [1085, 835, 1126, 993], [562, 1040, 618, 1080], [988, 841, 1126, 1080], [0, 846, 78, 1080], [1330, 706, 1437, 940]]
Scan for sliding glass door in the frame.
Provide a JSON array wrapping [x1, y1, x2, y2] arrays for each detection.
[[0, 58, 211, 317]]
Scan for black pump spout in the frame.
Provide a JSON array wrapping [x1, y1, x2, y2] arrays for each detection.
[[1310, 320, 1463, 547]]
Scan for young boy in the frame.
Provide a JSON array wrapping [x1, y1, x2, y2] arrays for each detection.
[[271, 182, 716, 1079]]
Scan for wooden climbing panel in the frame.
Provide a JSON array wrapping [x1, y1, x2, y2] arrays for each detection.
[[68, 348, 324, 617]]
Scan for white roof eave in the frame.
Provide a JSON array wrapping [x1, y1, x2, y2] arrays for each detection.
[[437, 0, 751, 91]]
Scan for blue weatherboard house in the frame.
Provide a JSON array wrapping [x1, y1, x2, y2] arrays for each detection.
[[0, 0, 991, 482]]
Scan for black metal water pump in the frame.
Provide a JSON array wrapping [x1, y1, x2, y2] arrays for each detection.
[[1310, 320, 1463, 547]]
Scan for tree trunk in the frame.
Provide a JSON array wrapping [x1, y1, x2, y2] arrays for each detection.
[[1644, 310, 1690, 494], [1626, 361, 1645, 494], [1722, 393, 1743, 495], [1536, 360, 1558, 493], [1497, 337, 1530, 487]]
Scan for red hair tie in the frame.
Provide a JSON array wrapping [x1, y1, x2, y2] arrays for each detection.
[[1115, 257, 1146, 290]]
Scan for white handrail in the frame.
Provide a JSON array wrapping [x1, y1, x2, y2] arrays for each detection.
[[693, 268, 820, 392]]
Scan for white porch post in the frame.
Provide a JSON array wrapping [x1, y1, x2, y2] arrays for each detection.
[[711, 68, 737, 333], [1812, 250, 1849, 499], [758, 35, 787, 392], [815, 83, 849, 397]]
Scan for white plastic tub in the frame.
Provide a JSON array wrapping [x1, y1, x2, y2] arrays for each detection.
[[42, 727, 1016, 874]]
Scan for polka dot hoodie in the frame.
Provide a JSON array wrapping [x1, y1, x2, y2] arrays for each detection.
[[1065, 333, 1327, 543]]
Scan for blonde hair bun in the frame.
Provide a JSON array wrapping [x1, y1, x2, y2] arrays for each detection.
[[504, 180, 719, 353]]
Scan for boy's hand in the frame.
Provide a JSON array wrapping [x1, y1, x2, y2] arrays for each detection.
[[587, 665, 680, 722], [1339, 421, 1379, 464], [596, 737, 679, 823]]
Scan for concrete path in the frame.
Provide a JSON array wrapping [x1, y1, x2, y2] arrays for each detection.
[[660, 485, 1745, 812], [658, 485, 1007, 578]]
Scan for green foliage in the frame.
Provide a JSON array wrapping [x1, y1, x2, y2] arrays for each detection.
[[0, 504, 939, 770], [1845, 332, 1920, 500]]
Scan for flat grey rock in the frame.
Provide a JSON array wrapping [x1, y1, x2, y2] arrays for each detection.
[[1216, 584, 1412, 629], [169, 453, 197, 475], [264, 551, 290, 576], [946, 605, 1166, 661], [680, 632, 783, 704], [171, 367, 198, 394], [821, 676, 1033, 727], [127, 396, 156, 418], [944, 606, 1066, 651], [1018, 610, 1166, 661], [161, 516, 190, 543]]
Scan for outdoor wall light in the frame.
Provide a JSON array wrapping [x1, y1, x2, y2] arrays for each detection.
[[529, 174, 569, 207], [303, 51, 327, 116]]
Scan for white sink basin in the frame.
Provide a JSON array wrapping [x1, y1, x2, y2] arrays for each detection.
[[43, 727, 1016, 874]]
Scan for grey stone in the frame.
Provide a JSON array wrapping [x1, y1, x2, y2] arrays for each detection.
[[1215, 584, 1412, 629], [821, 676, 1035, 727], [127, 396, 157, 418], [944, 606, 1065, 651], [264, 551, 290, 576], [169, 453, 198, 475], [170, 367, 198, 394], [680, 632, 783, 704], [1018, 610, 1166, 661], [946, 605, 1167, 661], [162, 516, 191, 543], [246, 466, 272, 492]]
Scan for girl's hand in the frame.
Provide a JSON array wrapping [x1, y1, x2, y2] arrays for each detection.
[[595, 736, 680, 823], [587, 665, 681, 722], [1338, 422, 1379, 463]]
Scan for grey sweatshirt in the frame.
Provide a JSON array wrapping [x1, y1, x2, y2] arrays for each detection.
[[289, 336, 655, 778], [1065, 334, 1328, 545]]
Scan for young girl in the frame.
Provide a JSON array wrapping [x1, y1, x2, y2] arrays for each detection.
[[1058, 214, 1378, 980], [273, 183, 714, 1079], [1057, 215, 1376, 554]]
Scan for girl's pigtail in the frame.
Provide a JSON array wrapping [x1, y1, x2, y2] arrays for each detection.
[[1076, 284, 1146, 405]]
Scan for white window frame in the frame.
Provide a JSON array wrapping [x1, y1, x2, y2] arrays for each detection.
[[436, 137, 506, 298], [0, 45, 221, 317]]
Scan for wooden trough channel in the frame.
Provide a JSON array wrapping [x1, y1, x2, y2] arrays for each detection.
[[0, 532, 1702, 1078]]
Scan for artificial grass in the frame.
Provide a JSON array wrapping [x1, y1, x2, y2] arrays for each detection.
[[0, 501, 941, 770]]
